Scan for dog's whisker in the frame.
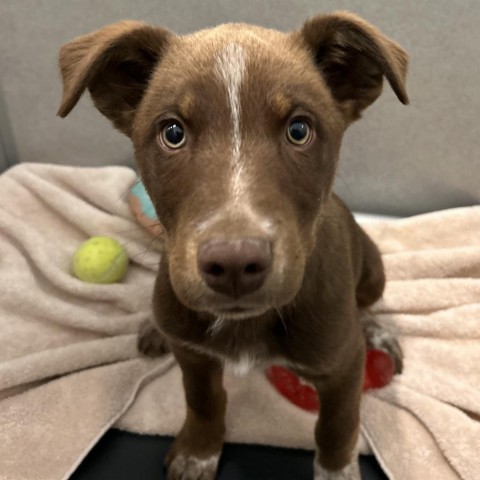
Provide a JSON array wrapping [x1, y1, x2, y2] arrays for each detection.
[[118, 178, 142, 201], [111, 223, 162, 239], [275, 307, 288, 335], [144, 231, 164, 255], [335, 172, 353, 198], [114, 226, 149, 234], [127, 232, 163, 261], [129, 222, 162, 230], [208, 316, 226, 336]]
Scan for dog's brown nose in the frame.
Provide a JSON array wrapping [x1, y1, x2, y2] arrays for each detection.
[[198, 238, 272, 298]]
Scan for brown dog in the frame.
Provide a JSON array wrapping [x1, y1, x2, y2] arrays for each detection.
[[58, 11, 407, 480]]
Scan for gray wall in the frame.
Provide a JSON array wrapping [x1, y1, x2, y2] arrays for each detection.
[[1, 0, 479, 215], [0, 83, 17, 170], [0, 141, 8, 172]]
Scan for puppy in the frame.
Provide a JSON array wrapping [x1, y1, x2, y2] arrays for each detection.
[[58, 11, 408, 480]]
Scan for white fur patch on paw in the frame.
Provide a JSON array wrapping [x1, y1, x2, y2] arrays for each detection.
[[314, 453, 361, 480], [314, 462, 361, 480], [369, 327, 395, 350], [168, 453, 219, 480]]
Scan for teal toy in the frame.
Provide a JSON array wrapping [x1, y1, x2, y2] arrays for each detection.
[[128, 180, 163, 237]]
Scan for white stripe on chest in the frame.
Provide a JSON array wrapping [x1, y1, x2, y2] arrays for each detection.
[[214, 43, 247, 202]]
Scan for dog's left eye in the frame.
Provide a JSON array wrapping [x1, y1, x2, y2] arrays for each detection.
[[286, 119, 311, 146], [160, 121, 186, 149]]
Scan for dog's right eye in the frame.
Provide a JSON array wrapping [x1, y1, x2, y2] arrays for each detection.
[[286, 118, 312, 146], [160, 121, 186, 149]]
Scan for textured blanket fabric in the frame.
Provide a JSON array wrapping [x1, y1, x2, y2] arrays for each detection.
[[0, 163, 478, 480]]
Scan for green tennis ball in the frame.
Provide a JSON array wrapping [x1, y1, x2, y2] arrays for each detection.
[[72, 236, 128, 284]]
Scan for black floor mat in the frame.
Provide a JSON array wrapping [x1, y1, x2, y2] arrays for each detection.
[[72, 429, 388, 480]]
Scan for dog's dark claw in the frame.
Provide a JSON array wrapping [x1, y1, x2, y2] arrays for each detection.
[[137, 320, 170, 358]]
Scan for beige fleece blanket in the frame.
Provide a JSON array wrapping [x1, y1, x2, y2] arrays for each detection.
[[0, 163, 478, 480]]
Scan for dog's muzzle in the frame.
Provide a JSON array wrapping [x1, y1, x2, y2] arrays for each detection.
[[197, 237, 272, 299]]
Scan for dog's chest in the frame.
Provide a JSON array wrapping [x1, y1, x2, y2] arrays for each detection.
[[211, 330, 288, 377], [224, 353, 260, 376], [224, 351, 286, 377]]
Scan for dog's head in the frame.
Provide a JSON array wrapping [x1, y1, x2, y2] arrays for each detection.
[[58, 12, 407, 319]]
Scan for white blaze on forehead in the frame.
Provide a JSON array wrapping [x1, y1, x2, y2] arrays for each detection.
[[208, 42, 275, 237], [214, 43, 247, 201]]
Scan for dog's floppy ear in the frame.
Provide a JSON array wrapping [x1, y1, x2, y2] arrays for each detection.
[[300, 11, 408, 120], [57, 21, 171, 136]]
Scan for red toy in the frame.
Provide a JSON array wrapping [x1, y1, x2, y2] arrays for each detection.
[[266, 349, 395, 412], [363, 348, 396, 390]]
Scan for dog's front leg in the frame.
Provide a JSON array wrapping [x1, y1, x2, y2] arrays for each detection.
[[312, 350, 364, 480], [166, 344, 226, 480]]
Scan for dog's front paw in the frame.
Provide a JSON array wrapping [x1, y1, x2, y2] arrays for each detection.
[[314, 459, 361, 480], [165, 427, 223, 480], [137, 321, 170, 358], [361, 314, 403, 374], [166, 452, 220, 480]]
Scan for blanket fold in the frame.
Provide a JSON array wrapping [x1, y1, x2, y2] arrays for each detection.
[[0, 163, 478, 480]]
